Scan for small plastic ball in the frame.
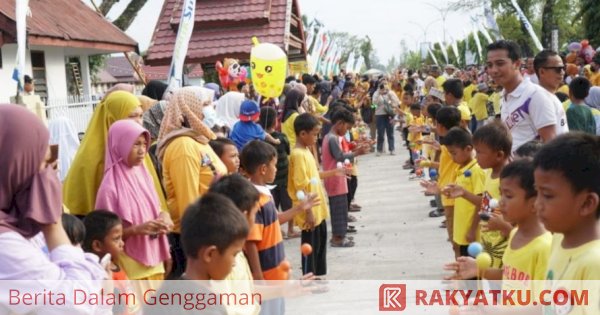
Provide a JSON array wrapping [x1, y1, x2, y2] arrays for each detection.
[[337, 162, 344, 169], [409, 143, 416, 148], [476, 252, 492, 270], [301, 243, 313, 256], [296, 191, 306, 201], [429, 169, 438, 179], [310, 177, 319, 185], [419, 160, 431, 168], [416, 169, 423, 176], [344, 159, 351, 165], [467, 242, 483, 258], [280, 260, 291, 272], [489, 198, 499, 209], [464, 170, 472, 177]]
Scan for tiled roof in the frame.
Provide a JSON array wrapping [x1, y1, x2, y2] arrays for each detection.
[[0, 0, 137, 52], [146, 0, 306, 66], [98, 56, 203, 84]]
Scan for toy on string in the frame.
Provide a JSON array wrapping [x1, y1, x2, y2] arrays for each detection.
[[250, 37, 287, 98]]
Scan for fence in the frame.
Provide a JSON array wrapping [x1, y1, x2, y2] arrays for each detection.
[[46, 95, 99, 135]]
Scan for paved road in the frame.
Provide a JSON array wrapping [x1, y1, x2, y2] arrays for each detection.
[[284, 137, 453, 280]]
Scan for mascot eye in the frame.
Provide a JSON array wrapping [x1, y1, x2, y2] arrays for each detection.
[[265, 66, 273, 73], [251, 62, 256, 69]]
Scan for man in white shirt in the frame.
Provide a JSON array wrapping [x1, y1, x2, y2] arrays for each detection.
[[533, 49, 570, 135], [486, 40, 558, 153]]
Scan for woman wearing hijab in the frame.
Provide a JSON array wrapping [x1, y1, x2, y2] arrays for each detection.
[[0, 105, 105, 313], [216, 91, 245, 128], [157, 88, 227, 279], [138, 95, 158, 113], [48, 117, 80, 182], [281, 88, 306, 148], [96, 120, 171, 284], [104, 83, 135, 100], [63, 91, 167, 216]]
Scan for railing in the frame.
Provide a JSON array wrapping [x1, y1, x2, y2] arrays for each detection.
[[46, 95, 99, 135]]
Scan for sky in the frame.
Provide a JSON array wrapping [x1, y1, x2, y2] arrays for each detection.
[[84, 0, 481, 64]]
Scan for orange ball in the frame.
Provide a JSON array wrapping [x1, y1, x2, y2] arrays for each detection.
[[280, 260, 291, 272], [301, 243, 313, 256]]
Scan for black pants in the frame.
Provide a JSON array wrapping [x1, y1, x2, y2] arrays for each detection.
[[301, 221, 327, 276], [347, 175, 358, 205], [271, 184, 292, 211], [167, 233, 186, 280]]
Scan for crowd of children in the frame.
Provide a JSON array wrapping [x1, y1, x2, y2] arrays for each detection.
[[4, 37, 600, 315]]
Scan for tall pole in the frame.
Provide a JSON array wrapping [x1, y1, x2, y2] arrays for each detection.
[[424, 2, 451, 45]]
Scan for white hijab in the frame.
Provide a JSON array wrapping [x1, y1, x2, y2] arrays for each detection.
[[48, 117, 80, 181], [216, 91, 245, 128]]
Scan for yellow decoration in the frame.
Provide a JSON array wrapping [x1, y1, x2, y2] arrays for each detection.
[[476, 252, 492, 270], [250, 37, 287, 98]]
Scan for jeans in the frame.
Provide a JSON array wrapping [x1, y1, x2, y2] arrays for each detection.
[[376, 115, 394, 153]]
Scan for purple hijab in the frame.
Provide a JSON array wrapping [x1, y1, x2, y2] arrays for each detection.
[[95, 120, 170, 267], [0, 105, 62, 238]]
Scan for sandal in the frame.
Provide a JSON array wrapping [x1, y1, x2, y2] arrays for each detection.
[[330, 238, 355, 247], [348, 215, 357, 223], [284, 231, 301, 239], [429, 209, 444, 218], [347, 226, 357, 234]]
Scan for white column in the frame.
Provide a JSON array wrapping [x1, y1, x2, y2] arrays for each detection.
[[79, 54, 92, 99]]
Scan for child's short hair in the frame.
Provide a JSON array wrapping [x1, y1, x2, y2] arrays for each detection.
[[555, 92, 569, 103], [209, 137, 236, 158], [409, 103, 422, 112], [82, 210, 121, 253], [569, 77, 591, 100], [501, 159, 537, 198], [240, 140, 277, 175], [181, 193, 248, 257], [294, 113, 320, 136], [515, 140, 542, 159], [436, 106, 461, 130], [426, 103, 443, 121], [259, 107, 277, 130], [331, 108, 355, 125], [62, 213, 85, 246], [441, 127, 472, 148], [442, 79, 464, 99], [209, 174, 260, 212], [472, 121, 512, 155], [533, 132, 600, 217]]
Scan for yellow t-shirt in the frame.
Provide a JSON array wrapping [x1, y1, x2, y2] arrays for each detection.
[[457, 102, 472, 122], [479, 170, 507, 269], [452, 159, 486, 245], [502, 229, 551, 295], [119, 252, 165, 280], [544, 234, 600, 315], [463, 84, 476, 104], [408, 115, 424, 150], [439, 145, 459, 207], [287, 147, 329, 229], [489, 92, 501, 115], [469, 92, 490, 121], [436, 75, 447, 88], [309, 96, 328, 115], [162, 136, 228, 232], [222, 252, 260, 315], [282, 112, 299, 149], [591, 72, 600, 87]]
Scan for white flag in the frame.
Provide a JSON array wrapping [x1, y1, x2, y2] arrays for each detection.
[[478, 22, 494, 44], [472, 28, 483, 64], [450, 36, 460, 65], [12, 0, 29, 91], [346, 51, 355, 73], [484, 0, 502, 39], [354, 56, 364, 73], [438, 39, 449, 65], [428, 44, 439, 66], [510, 0, 543, 51], [167, 0, 196, 90]]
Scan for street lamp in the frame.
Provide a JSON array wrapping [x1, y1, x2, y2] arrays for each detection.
[[409, 19, 442, 43], [424, 2, 451, 45]]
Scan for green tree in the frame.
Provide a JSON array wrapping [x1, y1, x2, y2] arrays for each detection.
[[577, 0, 600, 47]]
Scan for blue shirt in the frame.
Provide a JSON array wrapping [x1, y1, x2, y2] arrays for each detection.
[[230, 121, 266, 150]]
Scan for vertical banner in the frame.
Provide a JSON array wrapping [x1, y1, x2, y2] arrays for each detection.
[[345, 51, 355, 73], [472, 28, 483, 64], [332, 48, 343, 75], [449, 36, 460, 66], [510, 0, 543, 51], [428, 45, 439, 66], [478, 23, 494, 44], [305, 22, 316, 54], [483, 0, 502, 39], [353, 56, 364, 74], [310, 30, 325, 73], [167, 0, 196, 89], [12, 0, 30, 91], [438, 39, 449, 65]]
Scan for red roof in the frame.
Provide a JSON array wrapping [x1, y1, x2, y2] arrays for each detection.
[[96, 56, 203, 84], [0, 0, 137, 52], [146, 0, 306, 66]]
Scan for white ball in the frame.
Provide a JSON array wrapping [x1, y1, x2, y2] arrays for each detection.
[[296, 191, 306, 201], [489, 199, 499, 209]]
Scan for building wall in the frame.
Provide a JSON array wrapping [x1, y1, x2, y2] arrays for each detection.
[[0, 44, 69, 103]]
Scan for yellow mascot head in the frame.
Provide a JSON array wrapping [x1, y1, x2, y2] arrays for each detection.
[[250, 37, 287, 98]]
